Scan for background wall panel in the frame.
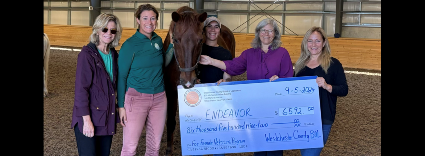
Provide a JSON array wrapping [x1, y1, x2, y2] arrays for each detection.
[[44, 10, 49, 24], [218, 13, 247, 33], [113, 11, 135, 28], [50, 11, 68, 25], [284, 14, 322, 35], [71, 11, 89, 26], [44, 0, 381, 39]]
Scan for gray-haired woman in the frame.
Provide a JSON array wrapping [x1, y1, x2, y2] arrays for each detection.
[[199, 18, 294, 155], [199, 18, 293, 83]]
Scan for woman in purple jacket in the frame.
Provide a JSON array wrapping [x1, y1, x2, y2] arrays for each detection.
[[199, 18, 294, 156], [70, 13, 122, 156], [200, 18, 293, 82]]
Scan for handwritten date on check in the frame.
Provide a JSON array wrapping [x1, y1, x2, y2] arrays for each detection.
[[177, 76, 323, 155]]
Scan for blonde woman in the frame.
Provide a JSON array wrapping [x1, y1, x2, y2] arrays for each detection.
[[294, 26, 348, 156], [71, 13, 122, 156]]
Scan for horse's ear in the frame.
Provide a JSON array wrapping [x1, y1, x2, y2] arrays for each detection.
[[198, 12, 208, 23], [172, 12, 180, 22]]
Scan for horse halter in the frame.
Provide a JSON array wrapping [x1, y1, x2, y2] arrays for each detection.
[[172, 21, 203, 72]]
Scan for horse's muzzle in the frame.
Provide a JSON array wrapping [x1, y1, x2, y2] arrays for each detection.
[[180, 78, 197, 89]]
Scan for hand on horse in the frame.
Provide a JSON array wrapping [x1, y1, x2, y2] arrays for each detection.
[[119, 108, 127, 127], [200, 55, 227, 70], [199, 55, 213, 65], [269, 75, 279, 82]]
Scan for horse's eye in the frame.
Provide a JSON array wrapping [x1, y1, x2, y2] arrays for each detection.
[[173, 38, 178, 44]]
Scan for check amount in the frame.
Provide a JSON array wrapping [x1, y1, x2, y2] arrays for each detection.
[[278, 106, 315, 116]]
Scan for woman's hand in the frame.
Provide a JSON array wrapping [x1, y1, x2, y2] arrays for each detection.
[[269, 75, 279, 82], [119, 108, 127, 127], [216, 79, 226, 86], [199, 55, 213, 65], [82, 115, 94, 138], [199, 55, 227, 70], [316, 77, 332, 93]]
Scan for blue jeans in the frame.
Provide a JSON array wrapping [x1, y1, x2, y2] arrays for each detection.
[[300, 124, 333, 156], [192, 155, 225, 156]]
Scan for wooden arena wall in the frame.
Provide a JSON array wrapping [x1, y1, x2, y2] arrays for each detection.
[[44, 24, 381, 71]]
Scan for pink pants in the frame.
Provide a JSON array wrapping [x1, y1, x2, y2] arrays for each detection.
[[121, 87, 167, 156]]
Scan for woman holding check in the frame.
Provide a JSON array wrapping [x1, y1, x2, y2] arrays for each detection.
[[198, 18, 294, 156], [199, 18, 293, 83]]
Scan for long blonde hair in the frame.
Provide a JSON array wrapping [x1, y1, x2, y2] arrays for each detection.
[[294, 26, 332, 76], [89, 13, 122, 49]]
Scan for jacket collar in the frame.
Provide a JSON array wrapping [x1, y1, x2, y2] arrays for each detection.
[[85, 42, 118, 85], [86, 42, 116, 58], [135, 29, 158, 40], [87, 42, 97, 51]]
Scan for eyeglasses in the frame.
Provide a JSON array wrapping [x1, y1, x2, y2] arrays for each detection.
[[260, 29, 274, 34], [101, 28, 117, 34]]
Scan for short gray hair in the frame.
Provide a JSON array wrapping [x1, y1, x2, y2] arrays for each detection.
[[251, 18, 282, 50]]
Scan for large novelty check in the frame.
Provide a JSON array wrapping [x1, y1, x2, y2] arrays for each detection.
[[177, 76, 323, 155]]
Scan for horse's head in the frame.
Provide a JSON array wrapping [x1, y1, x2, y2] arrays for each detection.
[[170, 9, 207, 89]]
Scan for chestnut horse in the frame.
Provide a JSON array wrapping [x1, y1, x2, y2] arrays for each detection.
[[162, 6, 236, 155]]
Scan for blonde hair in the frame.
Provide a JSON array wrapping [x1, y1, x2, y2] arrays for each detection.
[[89, 13, 122, 49], [294, 26, 332, 75], [251, 18, 282, 50]]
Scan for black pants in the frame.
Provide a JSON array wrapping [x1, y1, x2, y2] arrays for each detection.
[[74, 123, 113, 156]]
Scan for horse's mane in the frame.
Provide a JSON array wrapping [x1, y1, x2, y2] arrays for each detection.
[[176, 6, 197, 14]]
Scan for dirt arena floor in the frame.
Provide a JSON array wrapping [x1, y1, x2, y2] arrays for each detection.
[[43, 49, 381, 156]]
